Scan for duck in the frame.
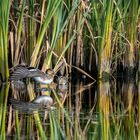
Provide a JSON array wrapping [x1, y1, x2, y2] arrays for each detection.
[[57, 76, 68, 85], [57, 76, 68, 97], [32, 95, 53, 107], [35, 76, 69, 97], [9, 65, 54, 84]]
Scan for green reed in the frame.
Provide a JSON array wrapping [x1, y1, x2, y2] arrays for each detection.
[[27, 83, 47, 139], [0, 84, 9, 139], [30, 0, 63, 67], [15, 111, 20, 140], [101, 0, 113, 78], [26, 0, 35, 64], [123, 0, 139, 69], [14, 0, 26, 65], [0, 0, 139, 81], [85, 0, 139, 79], [50, 111, 66, 140], [0, 0, 10, 82]]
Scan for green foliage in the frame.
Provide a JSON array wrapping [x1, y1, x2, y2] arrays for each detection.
[[0, 0, 10, 81]]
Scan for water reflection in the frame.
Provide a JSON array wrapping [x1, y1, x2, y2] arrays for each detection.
[[9, 78, 68, 113], [10, 95, 53, 114], [11, 80, 26, 92], [0, 78, 139, 139]]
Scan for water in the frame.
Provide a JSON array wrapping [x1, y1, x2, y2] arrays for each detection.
[[0, 78, 139, 140]]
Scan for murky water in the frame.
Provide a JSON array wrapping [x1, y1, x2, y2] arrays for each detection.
[[0, 78, 139, 140]]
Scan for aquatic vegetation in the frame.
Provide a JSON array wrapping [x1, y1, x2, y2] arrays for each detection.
[[0, 0, 139, 139], [0, 0, 10, 82]]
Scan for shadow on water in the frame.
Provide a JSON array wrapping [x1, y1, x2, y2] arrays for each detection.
[[0, 76, 140, 139]]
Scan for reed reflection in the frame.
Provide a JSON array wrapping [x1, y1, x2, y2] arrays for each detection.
[[0, 77, 139, 139]]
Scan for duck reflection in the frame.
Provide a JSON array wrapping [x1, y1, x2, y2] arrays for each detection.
[[35, 76, 69, 98], [11, 80, 26, 92], [57, 76, 68, 97], [10, 95, 54, 113], [9, 75, 69, 113]]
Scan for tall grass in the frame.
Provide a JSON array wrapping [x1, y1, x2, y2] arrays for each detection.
[[123, 0, 139, 75], [85, 0, 139, 79], [98, 0, 113, 79], [0, 84, 9, 139], [0, 0, 137, 80], [0, 0, 10, 82], [30, 0, 63, 67], [13, 0, 26, 65], [0, 0, 139, 81]]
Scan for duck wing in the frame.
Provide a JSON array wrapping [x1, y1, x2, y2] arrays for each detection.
[[9, 65, 45, 81], [9, 66, 31, 81], [9, 98, 42, 113], [28, 69, 45, 77]]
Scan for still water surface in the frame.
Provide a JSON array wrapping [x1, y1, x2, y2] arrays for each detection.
[[0, 78, 139, 140]]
